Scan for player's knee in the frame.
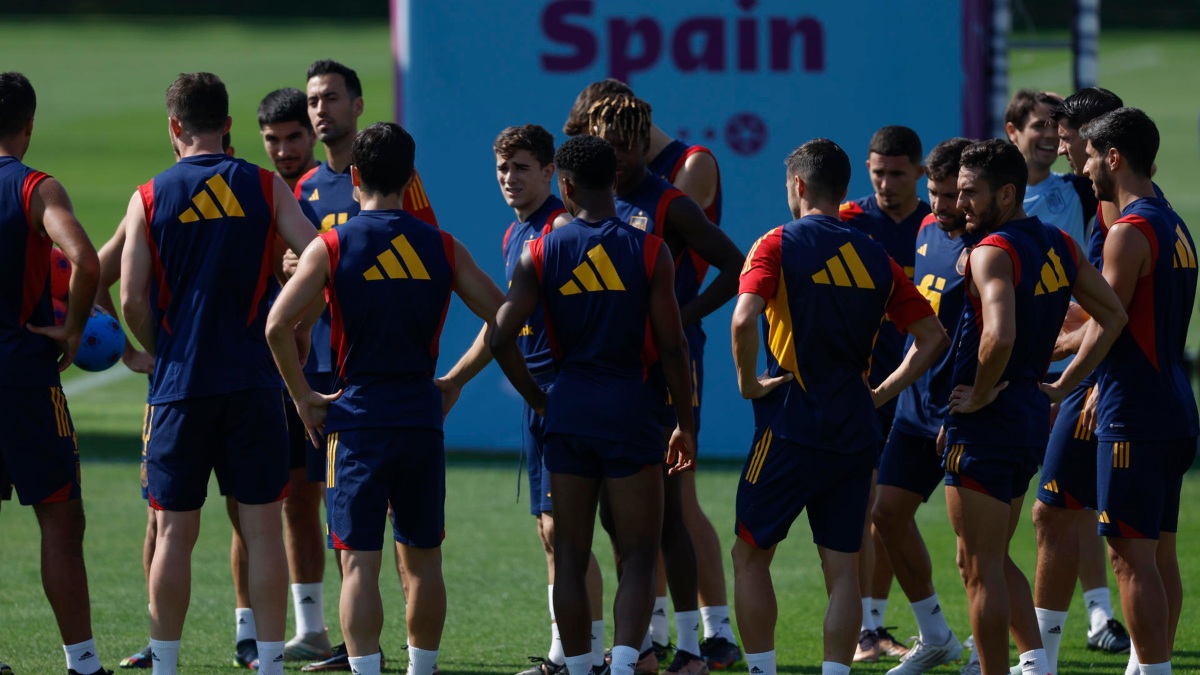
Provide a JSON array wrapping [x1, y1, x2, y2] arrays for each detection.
[[871, 497, 904, 533]]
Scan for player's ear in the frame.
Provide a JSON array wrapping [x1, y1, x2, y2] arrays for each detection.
[[1106, 147, 1121, 172], [1004, 121, 1019, 143], [221, 116, 232, 136], [543, 162, 555, 183], [402, 170, 416, 194], [350, 165, 361, 188], [352, 96, 364, 118], [168, 116, 183, 139]]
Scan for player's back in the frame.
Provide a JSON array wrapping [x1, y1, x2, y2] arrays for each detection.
[[0, 156, 58, 386], [530, 216, 665, 446], [948, 216, 1078, 446], [321, 209, 455, 433], [1095, 197, 1199, 441], [750, 215, 906, 452], [140, 153, 278, 403]]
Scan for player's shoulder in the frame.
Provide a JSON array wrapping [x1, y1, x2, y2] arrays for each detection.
[[838, 195, 873, 222]]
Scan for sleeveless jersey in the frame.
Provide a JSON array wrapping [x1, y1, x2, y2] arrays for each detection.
[[529, 217, 665, 448], [946, 217, 1079, 447], [739, 215, 935, 453], [1094, 197, 1198, 442], [320, 209, 456, 433], [502, 195, 566, 373], [615, 172, 709, 357], [648, 139, 723, 226], [892, 215, 977, 439], [0, 157, 57, 386], [295, 163, 439, 376], [138, 154, 278, 403]]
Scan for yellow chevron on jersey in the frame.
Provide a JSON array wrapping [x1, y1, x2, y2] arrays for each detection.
[[811, 242, 876, 288], [1033, 248, 1070, 295], [1173, 224, 1196, 269], [917, 243, 928, 256], [559, 244, 626, 295], [362, 234, 432, 281], [745, 426, 773, 484], [178, 174, 245, 223], [309, 188, 319, 201]]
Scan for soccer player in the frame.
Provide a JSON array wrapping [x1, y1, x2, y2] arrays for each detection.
[[733, 138, 948, 675], [837, 125, 930, 662], [1023, 86, 1131, 675], [586, 93, 745, 675], [941, 139, 1125, 675], [489, 133, 697, 675], [267, 121, 504, 675], [871, 137, 975, 674], [1062, 107, 1195, 675], [0, 70, 111, 675], [119, 72, 318, 675], [1004, 90, 1085, 245], [565, 82, 737, 666], [293, 59, 439, 671]]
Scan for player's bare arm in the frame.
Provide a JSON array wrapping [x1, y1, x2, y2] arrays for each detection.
[[490, 248, 547, 415], [1039, 239, 1127, 401], [26, 176, 99, 370], [266, 237, 340, 446], [94, 226, 153, 374], [730, 292, 792, 400], [436, 238, 506, 416], [671, 150, 718, 211], [665, 196, 744, 326], [648, 242, 696, 474], [119, 191, 159, 358], [272, 173, 319, 255], [1051, 302, 1089, 360], [948, 245, 1015, 414], [872, 314, 949, 408], [551, 212, 572, 230]]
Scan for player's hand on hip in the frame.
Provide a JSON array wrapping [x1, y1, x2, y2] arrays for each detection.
[[739, 369, 792, 400], [948, 381, 1007, 415], [298, 388, 343, 447], [1081, 384, 1099, 433], [666, 427, 697, 475], [936, 425, 947, 457], [26, 322, 81, 372], [1038, 379, 1068, 404], [433, 376, 462, 419], [122, 346, 155, 374], [282, 249, 300, 278]]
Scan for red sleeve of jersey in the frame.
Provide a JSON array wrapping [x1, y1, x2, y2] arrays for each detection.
[[1113, 214, 1159, 270], [319, 229, 340, 274], [978, 234, 1022, 287], [886, 259, 936, 332], [20, 171, 50, 220], [501, 223, 514, 258], [644, 234, 664, 280], [293, 166, 318, 201], [528, 236, 545, 284], [738, 227, 783, 299], [656, 188, 687, 239], [839, 201, 864, 223], [403, 170, 438, 227], [918, 212, 937, 232], [544, 207, 567, 235], [259, 168, 275, 227], [1059, 228, 1080, 266], [138, 179, 155, 226], [440, 231, 457, 287]]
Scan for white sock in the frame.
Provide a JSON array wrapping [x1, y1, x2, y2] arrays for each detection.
[[700, 606, 735, 641], [610, 645, 639, 675], [1083, 587, 1114, 633], [675, 609, 701, 656], [591, 620, 606, 666], [349, 653, 382, 675], [565, 653, 593, 675], [821, 662, 851, 675], [292, 582, 326, 636], [871, 597, 888, 627], [549, 623, 566, 664], [257, 640, 284, 675], [1141, 664, 1170, 675], [650, 596, 670, 644], [408, 646, 439, 675], [1035, 608, 1067, 672], [149, 639, 180, 675], [745, 650, 776, 675], [235, 607, 256, 643], [549, 584, 557, 621], [640, 630, 653, 652], [1018, 648, 1049, 675], [64, 638, 102, 674], [861, 598, 876, 631], [1126, 642, 1141, 675], [910, 594, 951, 645]]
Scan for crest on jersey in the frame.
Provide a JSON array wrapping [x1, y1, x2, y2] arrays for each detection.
[[1046, 190, 1065, 213], [956, 247, 971, 276], [630, 215, 649, 231]]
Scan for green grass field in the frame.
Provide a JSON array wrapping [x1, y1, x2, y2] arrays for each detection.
[[1, 17, 1199, 674]]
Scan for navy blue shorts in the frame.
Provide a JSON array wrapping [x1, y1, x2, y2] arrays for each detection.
[[1098, 437, 1196, 539], [544, 434, 662, 480], [878, 428, 944, 501], [943, 442, 1040, 505], [523, 373, 556, 516], [0, 387, 81, 505], [140, 403, 235, 501], [662, 353, 704, 440], [303, 372, 337, 482], [143, 389, 290, 511], [735, 427, 875, 553], [284, 393, 314, 472], [326, 427, 445, 550], [1037, 383, 1098, 510]]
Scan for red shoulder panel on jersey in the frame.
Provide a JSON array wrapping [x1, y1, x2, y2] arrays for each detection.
[[320, 229, 349, 380], [138, 179, 172, 332], [919, 212, 938, 231], [1114, 216, 1161, 371], [502, 223, 515, 257], [440, 230, 457, 281], [977, 234, 1022, 287], [294, 166, 318, 200], [18, 172, 52, 326], [839, 201, 865, 222], [886, 259, 936, 332], [1114, 215, 1160, 270], [738, 227, 783, 300], [528, 237, 545, 284], [670, 145, 718, 183], [259, 167, 276, 227], [1058, 228, 1080, 266], [429, 232, 456, 359], [20, 171, 49, 220], [656, 188, 686, 240], [543, 208, 567, 235], [246, 168, 280, 327]]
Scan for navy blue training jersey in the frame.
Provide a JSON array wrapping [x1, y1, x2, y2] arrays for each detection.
[[0, 157, 57, 387], [647, 139, 723, 226], [502, 195, 566, 373]]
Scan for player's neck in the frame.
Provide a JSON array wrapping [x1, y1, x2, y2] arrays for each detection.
[[646, 126, 672, 163], [1027, 163, 1051, 186], [284, 160, 319, 191], [1114, 176, 1157, 213], [324, 134, 355, 173], [359, 191, 404, 211], [178, 141, 226, 158], [798, 202, 839, 219], [515, 191, 553, 223], [572, 198, 616, 223], [877, 193, 920, 222]]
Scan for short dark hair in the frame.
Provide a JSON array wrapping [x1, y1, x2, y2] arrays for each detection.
[[554, 135, 617, 191], [0, 72, 36, 138], [959, 139, 1028, 202], [307, 59, 362, 100], [1005, 89, 1063, 130], [1051, 87, 1124, 129], [564, 79, 634, 136], [351, 122, 415, 196], [587, 94, 652, 150], [925, 137, 974, 182], [868, 126, 922, 164], [1080, 107, 1159, 179], [785, 138, 851, 204], [494, 124, 555, 167], [166, 72, 228, 134], [258, 87, 312, 130]]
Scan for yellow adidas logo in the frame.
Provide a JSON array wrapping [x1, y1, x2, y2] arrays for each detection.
[[559, 245, 626, 295], [1098, 511, 1110, 524], [1043, 479, 1059, 493], [812, 243, 875, 288], [1173, 225, 1196, 269], [1033, 249, 1070, 296], [310, 188, 319, 201], [362, 234, 430, 281], [917, 243, 928, 256], [179, 175, 245, 223]]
